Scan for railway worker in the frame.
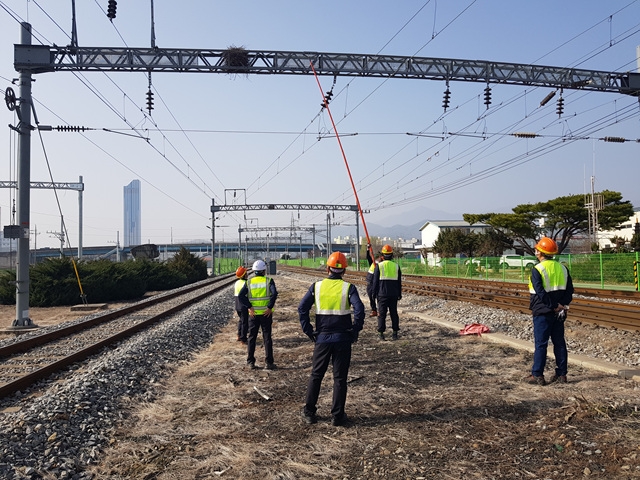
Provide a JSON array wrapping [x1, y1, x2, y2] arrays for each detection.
[[365, 244, 382, 317], [372, 244, 402, 340], [298, 251, 365, 426], [525, 237, 574, 386], [233, 266, 249, 344], [239, 259, 279, 370]]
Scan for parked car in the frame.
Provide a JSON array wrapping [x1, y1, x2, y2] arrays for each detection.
[[499, 255, 537, 269], [436, 257, 465, 266]]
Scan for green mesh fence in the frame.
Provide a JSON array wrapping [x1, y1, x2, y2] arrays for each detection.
[[280, 252, 640, 291]]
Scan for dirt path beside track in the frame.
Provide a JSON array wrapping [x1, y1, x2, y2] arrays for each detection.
[[88, 274, 640, 479]]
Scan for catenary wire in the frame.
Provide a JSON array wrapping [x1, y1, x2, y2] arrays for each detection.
[[4, 2, 246, 233], [26, 0, 231, 205], [320, 10, 640, 221]]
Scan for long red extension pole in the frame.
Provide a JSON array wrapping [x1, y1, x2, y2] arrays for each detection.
[[309, 61, 375, 264]]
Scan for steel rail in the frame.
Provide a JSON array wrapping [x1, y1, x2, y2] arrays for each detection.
[[0, 275, 235, 399], [0, 274, 232, 358], [401, 274, 640, 301], [279, 265, 640, 332]]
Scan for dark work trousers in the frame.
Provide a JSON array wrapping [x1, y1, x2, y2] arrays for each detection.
[[532, 312, 568, 377], [377, 296, 399, 333], [236, 308, 249, 341], [304, 341, 352, 419], [247, 314, 274, 365], [366, 282, 376, 312]]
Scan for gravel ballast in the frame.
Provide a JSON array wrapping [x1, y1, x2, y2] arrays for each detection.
[[0, 291, 233, 480], [1, 273, 639, 479]]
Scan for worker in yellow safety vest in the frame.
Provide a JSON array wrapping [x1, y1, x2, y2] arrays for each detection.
[[372, 244, 402, 340], [238, 259, 279, 370], [298, 251, 365, 426], [524, 237, 573, 386], [365, 244, 383, 317], [233, 266, 249, 344]]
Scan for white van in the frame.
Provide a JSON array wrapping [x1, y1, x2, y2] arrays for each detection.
[[499, 255, 537, 269]]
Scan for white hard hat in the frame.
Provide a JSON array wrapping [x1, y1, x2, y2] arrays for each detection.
[[252, 259, 267, 271]]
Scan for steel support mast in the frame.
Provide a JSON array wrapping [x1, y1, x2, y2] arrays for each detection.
[[11, 23, 35, 328]]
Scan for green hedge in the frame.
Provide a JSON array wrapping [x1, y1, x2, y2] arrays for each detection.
[[0, 249, 210, 307]]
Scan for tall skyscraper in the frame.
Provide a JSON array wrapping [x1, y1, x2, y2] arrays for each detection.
[[123, 179, 141, 247]]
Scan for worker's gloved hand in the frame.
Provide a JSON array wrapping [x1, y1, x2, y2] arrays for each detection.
[[308, 333, 317, 343], [351, 330, 359, 343], [555, 304, 568, 320]]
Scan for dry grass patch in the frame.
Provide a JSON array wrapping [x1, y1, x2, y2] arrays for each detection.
[[92, 276, 640, 479]]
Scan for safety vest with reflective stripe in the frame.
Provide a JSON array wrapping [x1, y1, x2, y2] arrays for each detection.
[[368, 263, 376, 274], [528, 259, 568, 293], [315, 279, 352, 316], [234, 279, 246, 297], [379, 260, 399, 281], [247, 276, 271, 314]]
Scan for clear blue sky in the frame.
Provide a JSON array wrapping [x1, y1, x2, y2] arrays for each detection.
[[1, 1, 639, 248]]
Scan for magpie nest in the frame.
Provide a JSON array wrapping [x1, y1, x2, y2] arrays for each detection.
[[223, 45, 250, 76]]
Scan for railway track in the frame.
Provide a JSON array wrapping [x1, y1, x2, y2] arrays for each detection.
[[0, 274, 235, 400], [279, 265, 640, 333]]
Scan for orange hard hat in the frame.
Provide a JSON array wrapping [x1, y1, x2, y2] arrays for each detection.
[[534, 237, 558, 255], [327, 252, 348, 269], [381, 244, 393, 254], [235, 266, 247, 278]]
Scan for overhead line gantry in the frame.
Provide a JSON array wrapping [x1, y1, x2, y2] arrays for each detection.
[[238, 225, 324, 265], [10, 22, 640, 327], [211, 202, 359, 272], [15, 46, 640, 95]]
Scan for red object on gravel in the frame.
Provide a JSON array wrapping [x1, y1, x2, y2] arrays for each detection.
[[459, 323, 490, 336]]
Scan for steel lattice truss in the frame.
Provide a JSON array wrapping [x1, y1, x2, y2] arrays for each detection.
[[15, 46, 640, 95], [211, 203, 357, 213], [245, 235, 303, 242], [0, 180, 83, 190], [239, 226, 321, 233]]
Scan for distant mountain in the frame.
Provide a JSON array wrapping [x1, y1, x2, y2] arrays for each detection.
[[365, 221, 425, 240]]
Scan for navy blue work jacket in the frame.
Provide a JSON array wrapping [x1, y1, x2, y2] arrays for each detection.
[[529, 262, 574, 316], [238, 276, 278, 312], [298, 273, 365, 344], [372, 261, 402, 299]]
